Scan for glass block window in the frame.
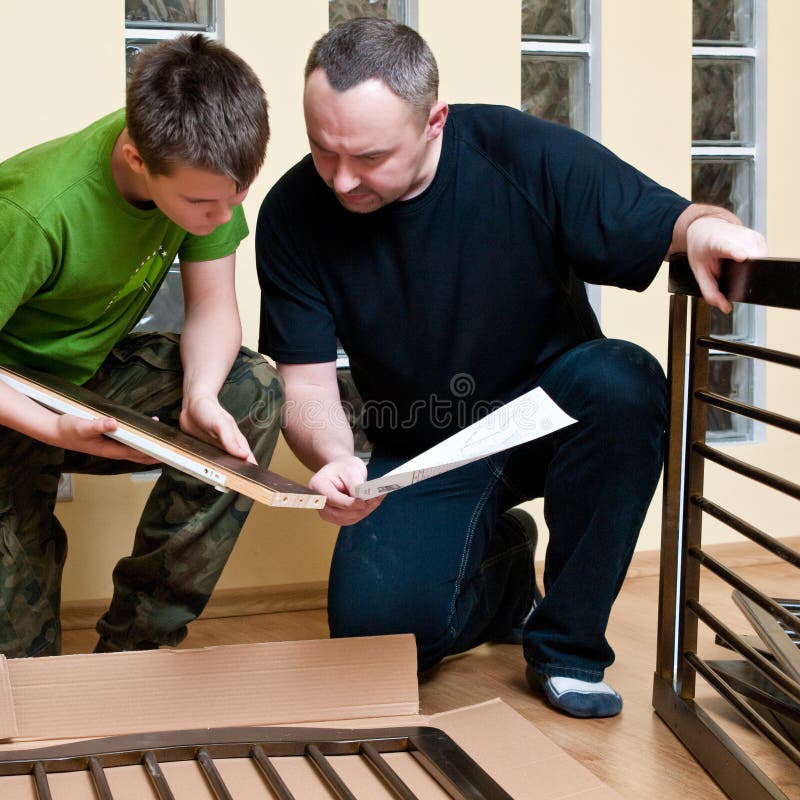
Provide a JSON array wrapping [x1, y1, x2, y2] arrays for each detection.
[[329, 0, 410, 27], [126, 1, 218, 86], [522, 0, 587, 41], [521, 0, 591, 135], [126, 39, 161, 83], [706, 356, 754, 439], [693, 0, 753, 44], [692, 58, 754, 145], [126, 0, 215, 31], [133, 266, 186, 333], [691, 158, 754, 224], [521, 55, 587, 131], [521, 1, 599, 317], [125, 3, 222, 335], [692, 0, 763, 443]]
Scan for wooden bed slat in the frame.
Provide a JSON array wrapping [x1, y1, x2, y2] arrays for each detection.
[[0, 364, 324, 510]]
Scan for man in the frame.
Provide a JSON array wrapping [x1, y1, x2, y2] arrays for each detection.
[[0, 35, 283, 658], [256, 19, 766, 718]]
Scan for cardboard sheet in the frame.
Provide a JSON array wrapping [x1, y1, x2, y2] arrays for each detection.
[[0, 636, 418, 740], [0, 635, 622, 799], [431, 700, 623, 800]]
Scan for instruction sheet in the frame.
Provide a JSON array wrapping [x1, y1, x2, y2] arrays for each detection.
[[354, 387, 576, 499]]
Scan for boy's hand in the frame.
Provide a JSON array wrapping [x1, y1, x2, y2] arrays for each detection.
[[55, 414, 158, 463], [179, 394, 255, 463]]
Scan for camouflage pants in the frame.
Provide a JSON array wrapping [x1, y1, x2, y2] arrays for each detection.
[[0, 333, 283, 658]]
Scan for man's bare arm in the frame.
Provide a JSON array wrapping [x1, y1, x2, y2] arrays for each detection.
[[279, 361, 383, 525]]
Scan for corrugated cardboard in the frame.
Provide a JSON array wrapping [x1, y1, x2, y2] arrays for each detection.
[[0, 634, 622, 799], [0, 636, 418, 740]]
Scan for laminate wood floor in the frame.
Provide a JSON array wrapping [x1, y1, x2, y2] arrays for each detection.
[[62, 558, 799, 800]]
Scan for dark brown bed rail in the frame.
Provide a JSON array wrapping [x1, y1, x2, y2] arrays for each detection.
[[0, 725, 514, 800], [654, 255, 800, 800]]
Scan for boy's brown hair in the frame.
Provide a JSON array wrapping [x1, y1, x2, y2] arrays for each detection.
[[127, 34, 268, 190]]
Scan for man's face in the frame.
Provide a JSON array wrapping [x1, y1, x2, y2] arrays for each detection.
[[144, 166, 248, 236], [303, 69, 447, 213]]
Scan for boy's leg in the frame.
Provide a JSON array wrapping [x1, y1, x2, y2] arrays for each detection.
[[327, 449, 538, 672], [0, 429, 67, 657], [66, 333, 283, 651]]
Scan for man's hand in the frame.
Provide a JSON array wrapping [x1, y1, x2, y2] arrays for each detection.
[[686, 216, 768, 313], [309, 454, 384, 526], [278, 360, 380, 525], [55, 414, 158, 463], [179, 394, 255, 463]]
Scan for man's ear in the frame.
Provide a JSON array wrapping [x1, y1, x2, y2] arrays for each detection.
[[426, 101, 449, 140], [121, 141, 147, 175]]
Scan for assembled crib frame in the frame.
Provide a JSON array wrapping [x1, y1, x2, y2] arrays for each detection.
[[653, 256, 800, 800]]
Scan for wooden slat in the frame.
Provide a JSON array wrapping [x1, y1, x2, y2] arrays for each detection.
[[0, 364, 324, 509], [733, 591, 800, 685]]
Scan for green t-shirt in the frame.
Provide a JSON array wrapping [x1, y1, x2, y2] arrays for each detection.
[[0, 109, 248, 384]]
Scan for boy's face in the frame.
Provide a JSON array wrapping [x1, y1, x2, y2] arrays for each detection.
[[303, 70, 446, 214], [144, 166, 248, 236]]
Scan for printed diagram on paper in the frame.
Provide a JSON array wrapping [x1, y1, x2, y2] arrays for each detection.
[[354, 387, 577, 499]]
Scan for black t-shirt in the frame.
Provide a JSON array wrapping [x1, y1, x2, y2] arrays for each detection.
[[256, 104, 690, 455]]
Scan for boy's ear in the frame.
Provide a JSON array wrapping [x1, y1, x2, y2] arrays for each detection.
[[121, 141, 147, 175]]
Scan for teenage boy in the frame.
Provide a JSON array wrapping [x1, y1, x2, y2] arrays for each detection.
[[0, 34, 282, 657]]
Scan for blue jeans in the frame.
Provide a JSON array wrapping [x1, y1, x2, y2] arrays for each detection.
[[328, 339, 668, 681]]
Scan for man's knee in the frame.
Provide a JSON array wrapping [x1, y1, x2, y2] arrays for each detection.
[[548, 339, 667, 428], [606, 338, 665, 392]]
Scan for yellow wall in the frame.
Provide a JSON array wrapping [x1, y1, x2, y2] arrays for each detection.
[[0, 2, 123, 160], [561, 0, 691, 553], [3, 1, 797, 603], [421, 0, 520, 107]]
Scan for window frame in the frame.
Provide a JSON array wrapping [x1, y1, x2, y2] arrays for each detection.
[[520, 0, 602, 318], [328, 0, 418, 29], [125, 2, 224, 337], [691, 0, 767, 445], [519, 0, 600, 138]]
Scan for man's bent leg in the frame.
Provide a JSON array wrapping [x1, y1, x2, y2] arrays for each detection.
[[328, 450, 537, 671], [0, 429, 67, 657], [523, 338, 667, 685], [74, 333, 284, 651]]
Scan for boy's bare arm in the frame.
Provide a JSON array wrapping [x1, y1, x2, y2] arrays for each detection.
[[178, 253, 255, 462], [0, 377, 156, 462]]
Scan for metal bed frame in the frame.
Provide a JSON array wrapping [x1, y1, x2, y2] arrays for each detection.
[[653, 256, 800, 800], [0, 724, 513, 799]]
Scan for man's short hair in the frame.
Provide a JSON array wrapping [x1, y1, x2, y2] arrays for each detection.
[[127, 34, 268, 190], [305, 18, 438, 118]]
